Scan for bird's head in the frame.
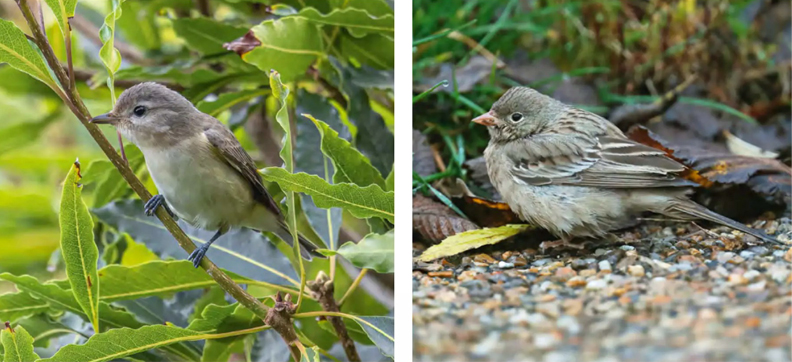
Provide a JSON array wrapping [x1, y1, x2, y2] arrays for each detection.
[[472, 86, 562, 142], [91, 82, 200, 147]]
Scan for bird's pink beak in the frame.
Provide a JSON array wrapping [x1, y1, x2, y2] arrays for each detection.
[[472, 111, 496, 126]]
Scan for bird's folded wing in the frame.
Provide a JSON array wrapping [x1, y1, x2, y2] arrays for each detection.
[[204, 125, 282, 216], [506, 134, 696, 188]]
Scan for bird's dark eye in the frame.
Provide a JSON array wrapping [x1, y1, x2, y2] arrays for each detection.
[[510, 112, 523, 122], [133, 106, 147, 117]]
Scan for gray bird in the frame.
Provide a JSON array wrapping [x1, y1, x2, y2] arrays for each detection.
[[91, 82, 323, 267], [473, 86, 782, 248]]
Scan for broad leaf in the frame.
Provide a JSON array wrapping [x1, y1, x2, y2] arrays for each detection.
[[0, 114, 58, 157], [260, 168, 394, 222], [1, 325, 39, 362], [0, 19, 58, 89], [43, 0, 78, 37], [354, 316, 393, 359], [324, 230, 393, 273], [0, 292, 49, 323], [89, 145, 144, 208], [296, 7, 394, 38], [241, 17, 323, 82], [172, 17, 248, 55], [59, 161, 100, 332], [417, 224, 534, 262], [305, 115, 385, 188], [339, 33, 393, 69], [92, 200, 299, 286], [39, 325, 205, 362], [251, 329, 292, 362], [97, 260, 299, 302], [196, 89, 268, 117], [385, 166, 394, 191]]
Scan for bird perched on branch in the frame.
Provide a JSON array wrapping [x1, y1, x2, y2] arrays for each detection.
[[91, 82, 323, 267], [473, 86, 783, 249]]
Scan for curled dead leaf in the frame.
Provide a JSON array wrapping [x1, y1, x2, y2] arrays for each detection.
[[223, 30, 260, 56], [413, 194, 478, 244]]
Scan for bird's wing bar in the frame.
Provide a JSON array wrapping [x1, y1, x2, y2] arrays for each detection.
[[507, 134, 695, 188], [204, 126, 282, 217]]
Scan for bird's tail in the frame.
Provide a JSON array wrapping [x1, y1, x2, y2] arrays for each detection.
[[275, 222, 326, 261], [667, 200, 785, 245]]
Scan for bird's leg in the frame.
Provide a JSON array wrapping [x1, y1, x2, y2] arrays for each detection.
[[187, 229, 225, 268], [143, 194, 177, 220], [540, 236, 587, 252]]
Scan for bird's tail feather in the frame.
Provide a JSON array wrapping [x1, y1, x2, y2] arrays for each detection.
[[275, 222, 326, 260], [668, 201, 784, 245]]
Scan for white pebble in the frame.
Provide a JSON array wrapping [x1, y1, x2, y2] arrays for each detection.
[[497, 261, 515, 269], [586, 279, 607, 290], [598, 260, 612, 272], [743, 270, 761, 281], [628, 265, 645, 277]]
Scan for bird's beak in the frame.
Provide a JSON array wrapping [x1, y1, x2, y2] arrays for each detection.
[[472, 111, 496, 126], [90, 113, 119, 125]]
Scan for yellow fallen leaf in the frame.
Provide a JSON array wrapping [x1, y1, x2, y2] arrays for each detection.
[[416, 224, 534, 262]]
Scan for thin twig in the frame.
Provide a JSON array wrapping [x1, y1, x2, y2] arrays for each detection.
[[307, 272, 361, 362], [17, 1, 300, 359], [337, 268, 367, 307]]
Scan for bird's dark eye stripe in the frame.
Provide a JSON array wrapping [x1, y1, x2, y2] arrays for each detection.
[[133, 106, 147, 116]]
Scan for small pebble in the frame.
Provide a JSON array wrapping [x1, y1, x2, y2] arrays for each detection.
[[743, 270, 761, 280], [717, 251, 736, 263], [627, 265, 645, 277], [586, 279, 607, 290], [598, 260, 612, 272], [497, 261, 515, 269], [619, 245, 635, 251]]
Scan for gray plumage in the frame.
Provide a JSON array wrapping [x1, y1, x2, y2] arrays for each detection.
[[92, 82, 322, 266], [474, 86, 782, 246]]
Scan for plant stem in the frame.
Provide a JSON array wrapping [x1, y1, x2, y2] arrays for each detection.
[[324, 155, 336, 280], [17, 1, 301, 359], [306, 272, 360, 362], [337, 268, 367, 307]]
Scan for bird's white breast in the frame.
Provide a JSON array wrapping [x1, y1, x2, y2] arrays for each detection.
[[140, 134, 254, 230]]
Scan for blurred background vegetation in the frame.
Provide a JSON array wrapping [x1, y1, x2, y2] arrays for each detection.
[[413, 0, 790, 203]]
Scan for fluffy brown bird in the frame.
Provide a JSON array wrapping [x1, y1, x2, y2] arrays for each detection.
[[473, 86, 782, 248]]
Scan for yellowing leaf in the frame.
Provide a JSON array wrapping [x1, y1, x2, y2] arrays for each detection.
[[417, 224, 534, 262]]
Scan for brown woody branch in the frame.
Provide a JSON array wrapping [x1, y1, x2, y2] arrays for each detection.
[[15, 0, 300, 359], [307, 272, 361, 362]]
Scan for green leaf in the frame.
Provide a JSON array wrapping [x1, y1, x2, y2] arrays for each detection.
[[304, 115, 385, 188], [260, 168, 394, 222], [99, 0, 125, 79], [351, 316, 393, 359], [0, 292, 49, 323], [333, 230, 393, 273], [97, 260, 300, 302], [1, 325, 39, 362], [43, 0, 78, 37], [196, 89, 268, 117], [339, 0, 392, 16], [171, 17, 248, 55], [58, 161, 100, 332], [385, 165, 394, 191], [339, 33, 393, 69], [0, 19, 58, 89], [417, 224, 534, 262], [93, 200, 299, 286], [295, 7, 393, 38], [0, 274, 143, 330], [242, 17, 323, 82], [90, 145, 144, 207], [186, 303, 262, 362], [0, 113, 58, 157], [39, 324, 203, 362]]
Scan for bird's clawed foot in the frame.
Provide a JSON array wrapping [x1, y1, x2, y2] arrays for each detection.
[[187, 244, 210, 268], [540, 238, 587, 253], [144, 194, 177, 219]]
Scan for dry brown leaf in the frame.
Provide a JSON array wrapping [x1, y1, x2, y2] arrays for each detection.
[[413, 194, 479, 244]]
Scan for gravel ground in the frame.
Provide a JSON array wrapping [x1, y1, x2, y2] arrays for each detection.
[[413, 217, 792, 362]]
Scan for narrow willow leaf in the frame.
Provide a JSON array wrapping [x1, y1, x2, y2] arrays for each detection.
[[1, 325, 39, 362], [295, 7, 394, 38], [331, 230, 393, 273], [417, 224, 533, 262], [171, 17, 248, 55], [196, 89, 268, 117], [0, 292, 49, 322], [98, 0, 126, 97], [352, 316, 393, 359], [43, 0, 78, 37], [59, 161, 100, 332], [304, 114, 385, 188], [242, 17, 322, 82], [260, 168, 394, 222], [97, 260, 298, 302], [0, 20, 58, 89]]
